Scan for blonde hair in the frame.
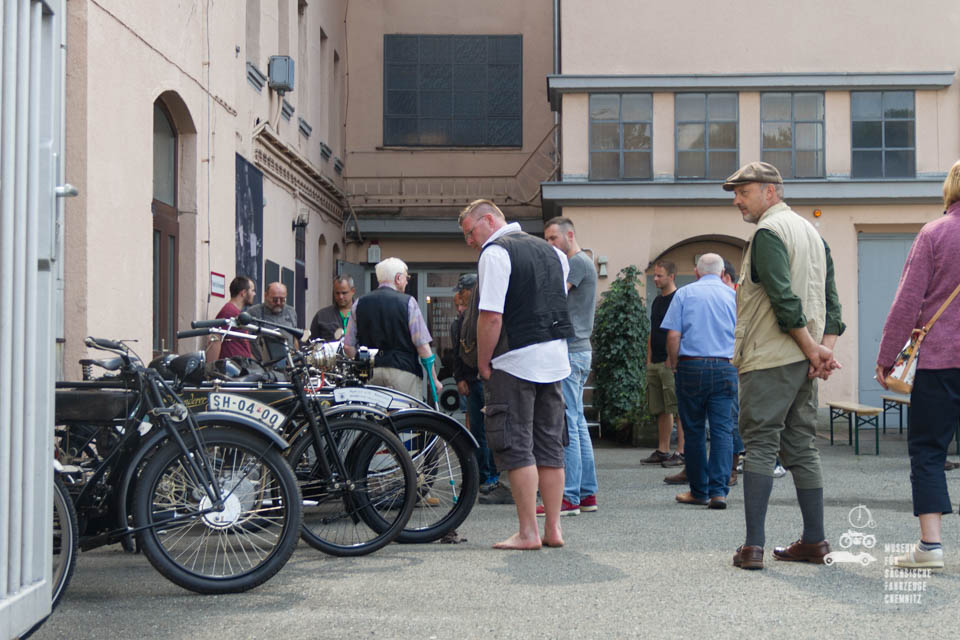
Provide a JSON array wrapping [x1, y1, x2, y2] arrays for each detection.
[[458, 199, 505, 225], [944, 160, 960, 208], [375, 257, 408, 284]]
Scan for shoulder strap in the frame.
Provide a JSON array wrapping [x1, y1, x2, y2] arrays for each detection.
[[922, 282, 960, 333]]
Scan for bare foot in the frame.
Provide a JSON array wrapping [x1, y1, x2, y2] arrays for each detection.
[[541, 536, 564, 548], [492, 532, 542, 550], [542, 523, 563, 547]]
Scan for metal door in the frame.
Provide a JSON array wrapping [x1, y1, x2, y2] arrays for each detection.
[[857, 233, 916, 407], [1, 0, 64, 636]]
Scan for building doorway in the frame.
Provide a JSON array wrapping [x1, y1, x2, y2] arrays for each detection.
[[152, 101, 179, 354]]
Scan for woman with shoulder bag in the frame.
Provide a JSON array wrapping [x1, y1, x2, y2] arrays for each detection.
[[876, 159, 960, 570]]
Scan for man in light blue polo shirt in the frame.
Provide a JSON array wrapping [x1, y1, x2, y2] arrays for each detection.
[[661, 253, 738, 509]]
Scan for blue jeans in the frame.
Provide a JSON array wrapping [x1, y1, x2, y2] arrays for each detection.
[[675, 358, 737, 499], [466, 379, 497, 484], [562, 350, 598, 505]]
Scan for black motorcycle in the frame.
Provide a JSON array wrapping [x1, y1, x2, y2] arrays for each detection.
[[54, 337, 302, 594]]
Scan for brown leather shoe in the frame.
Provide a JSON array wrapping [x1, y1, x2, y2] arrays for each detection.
[[733, 545, 764, 569], [708, 496, 727, 510], [664, 467, 687, 485], [773, 539, 831, 564], [675, 491, 708, 505]]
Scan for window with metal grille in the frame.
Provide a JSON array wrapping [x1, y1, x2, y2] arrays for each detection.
[[761, 92, 825, 179], [383, 34, 522, 147], [851, 91, 915, 178], [589, 94, 653, 181], [675, 92, 738, 180]]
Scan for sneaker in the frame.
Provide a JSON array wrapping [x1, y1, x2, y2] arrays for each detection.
[[535, 499, 580, 517], [479, 480, 499, 494], [641, 450, 671, 464], [661, 452, 684, 468], [579, 495, 598, 512], [736, 456, 744, 473], [478, 483, 514, 505], [894, 542, 944, 569], [773, 463, 787, 478]]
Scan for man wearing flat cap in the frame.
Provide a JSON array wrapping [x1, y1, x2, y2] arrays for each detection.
[[725, 162, 846, 571]]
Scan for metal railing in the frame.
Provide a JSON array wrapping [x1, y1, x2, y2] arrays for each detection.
[[345, 124, 559, 209]]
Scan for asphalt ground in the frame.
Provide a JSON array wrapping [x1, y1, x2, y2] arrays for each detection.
[[33, 417, 960, 640]]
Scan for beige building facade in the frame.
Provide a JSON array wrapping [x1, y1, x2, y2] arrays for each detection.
[[341, 0, 558, 381], [63, 0, 348, 376], [543, 0, 960, 407]]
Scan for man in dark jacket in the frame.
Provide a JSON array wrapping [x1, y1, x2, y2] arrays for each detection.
[[310, 276, 355, 341]]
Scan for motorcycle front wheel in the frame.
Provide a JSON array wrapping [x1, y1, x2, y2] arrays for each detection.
[[288, 418, 416, 557], [134, 427, 302, 594], [383, 413, 479, 544]]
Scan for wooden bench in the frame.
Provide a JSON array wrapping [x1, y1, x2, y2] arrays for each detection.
[[827, 401, 883, 455], [880, 394, 910, 435], [880, 394, 960, 455]]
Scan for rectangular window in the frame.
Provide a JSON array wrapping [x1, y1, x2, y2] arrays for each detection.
[[675, 93, 738, 180], [761, 92, 824, 179], [383, 34, 522, 147], [589, 94, 653, 181], [851, 91, 915, 178]]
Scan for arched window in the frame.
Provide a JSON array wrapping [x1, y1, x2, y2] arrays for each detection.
[[152, 102, 179, 353]]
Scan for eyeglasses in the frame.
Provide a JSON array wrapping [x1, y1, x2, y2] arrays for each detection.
[[462, 215, 484, 241]]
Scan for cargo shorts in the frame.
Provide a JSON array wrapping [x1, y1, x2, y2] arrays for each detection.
[[647, 361, 678, 416], [482, 368, 567, 471]]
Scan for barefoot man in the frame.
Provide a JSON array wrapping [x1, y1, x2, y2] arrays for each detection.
[[459, 199, 574, 549]]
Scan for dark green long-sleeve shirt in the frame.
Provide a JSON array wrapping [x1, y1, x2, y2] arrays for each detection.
[[750, 229, 846, 336]]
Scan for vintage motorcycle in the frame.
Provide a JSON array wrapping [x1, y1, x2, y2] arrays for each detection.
[[54, 336, 303, 594], [178, 313, 479, 548]]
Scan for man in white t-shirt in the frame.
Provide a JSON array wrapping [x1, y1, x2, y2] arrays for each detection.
[[458, 199, 573, 550]]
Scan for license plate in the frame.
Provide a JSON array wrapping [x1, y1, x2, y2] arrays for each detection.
[[333, 387, 395, 409], [208, 393, 285, 431]]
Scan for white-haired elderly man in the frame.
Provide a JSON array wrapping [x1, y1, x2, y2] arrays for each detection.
[[661, 253, 738, 510], [344, 257, 443, 401]]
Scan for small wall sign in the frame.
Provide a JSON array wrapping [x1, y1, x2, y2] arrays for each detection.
[[211, 271, 226, 298]]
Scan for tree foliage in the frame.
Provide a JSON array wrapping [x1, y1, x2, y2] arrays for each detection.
[[592, 265, 650, 432]]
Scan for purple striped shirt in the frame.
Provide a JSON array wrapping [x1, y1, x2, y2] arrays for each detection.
[[878, 201, 960, 370]]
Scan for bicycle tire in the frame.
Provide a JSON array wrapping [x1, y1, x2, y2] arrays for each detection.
[[22, 474, 80, 640], [133, 427, 302, 594], [385, 414, 479, 544], [51, 474, 79, 609], [288, 418, 416, 557]]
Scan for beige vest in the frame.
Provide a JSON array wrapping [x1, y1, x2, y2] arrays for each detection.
[[734, 202, 827, 374]]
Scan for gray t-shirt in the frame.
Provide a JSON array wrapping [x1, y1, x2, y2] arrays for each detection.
[[566, 250, 597, 352]]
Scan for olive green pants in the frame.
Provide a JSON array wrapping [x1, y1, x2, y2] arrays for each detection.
[[739, 360, 823, 489]]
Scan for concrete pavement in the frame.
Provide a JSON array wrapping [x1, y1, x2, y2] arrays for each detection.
[[33, 423, 960, 639]]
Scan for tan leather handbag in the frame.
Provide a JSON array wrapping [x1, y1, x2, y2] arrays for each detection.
[[885, 282, 960, 394]]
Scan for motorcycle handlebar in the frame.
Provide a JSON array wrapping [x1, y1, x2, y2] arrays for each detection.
[[236, 311, 304, 340], [191, 318, 230, 329], [177, 329, 211, 339]]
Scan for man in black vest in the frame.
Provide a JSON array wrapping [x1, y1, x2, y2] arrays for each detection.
[[459, 199, 574, 550], [344, 257, 442, 401]]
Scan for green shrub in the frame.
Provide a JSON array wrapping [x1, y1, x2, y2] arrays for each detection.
[[592, 265, 651, 435]]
